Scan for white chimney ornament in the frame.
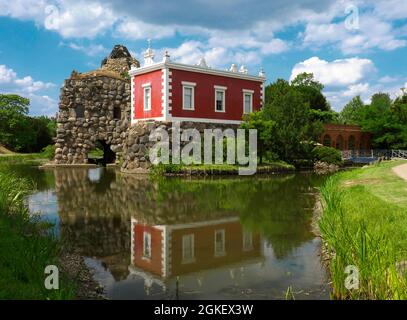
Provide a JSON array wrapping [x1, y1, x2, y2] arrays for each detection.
[[197, 57, 208, 68], [239, 65, 248, 74], [163, 50, 171, 63], [229, 64, 238, 72]]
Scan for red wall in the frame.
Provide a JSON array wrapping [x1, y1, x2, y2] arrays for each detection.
[[133, 224, 162, 276], [133, 70, 163, 120], [170, 69, 263, 121], [321, 124, 371, 150]]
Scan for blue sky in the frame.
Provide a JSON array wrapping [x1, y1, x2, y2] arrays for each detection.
[[0, 0, 406, 116]]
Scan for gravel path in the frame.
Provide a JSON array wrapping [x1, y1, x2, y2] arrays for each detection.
[[392, 162, 407, 181]]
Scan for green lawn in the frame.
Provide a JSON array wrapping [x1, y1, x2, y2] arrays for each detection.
[[319, 160, 407, 299]]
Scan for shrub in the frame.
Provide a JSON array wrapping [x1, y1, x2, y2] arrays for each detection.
[[312, 145, 342, 165], [149, 163, 182, 177]]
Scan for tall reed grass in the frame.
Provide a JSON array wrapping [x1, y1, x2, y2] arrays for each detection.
[[319, 176, 407, 299], [0, 166, 75, 299]]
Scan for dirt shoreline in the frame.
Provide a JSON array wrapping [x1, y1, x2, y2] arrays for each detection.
[[311, 191, 334, 298]]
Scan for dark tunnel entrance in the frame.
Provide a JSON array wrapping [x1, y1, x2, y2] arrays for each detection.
[[88, 140, 116, 166]]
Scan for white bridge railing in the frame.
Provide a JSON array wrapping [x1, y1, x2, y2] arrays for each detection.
[[341, 149, 407, 161]]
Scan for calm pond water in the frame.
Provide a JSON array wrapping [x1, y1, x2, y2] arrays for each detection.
[[16, 164, 331, 300]]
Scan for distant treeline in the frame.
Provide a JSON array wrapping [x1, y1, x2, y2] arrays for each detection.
[[337, 92, 407, 150], [242, 72, 407, 165], [0, 94, 56, 153], [1, 74, 406, 157]]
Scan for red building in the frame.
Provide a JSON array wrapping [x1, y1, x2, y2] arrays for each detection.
[[129, 45, 266, 125], [321, 123, 371, 151]]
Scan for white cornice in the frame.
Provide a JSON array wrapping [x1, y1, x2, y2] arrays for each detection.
[[181, 81, 197, 87], [129, 62, 266, 82]]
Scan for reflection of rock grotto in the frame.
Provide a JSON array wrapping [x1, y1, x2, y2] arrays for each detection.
[[53, 167, 321, 276], [54, 168, 238, 255], [54, 168, 241, 279]]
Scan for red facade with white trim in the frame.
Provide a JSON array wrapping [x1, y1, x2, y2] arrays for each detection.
[[132, 69, 163, 120], [130, 54, 266, 125]]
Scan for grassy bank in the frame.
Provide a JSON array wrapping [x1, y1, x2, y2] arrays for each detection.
[[149, 161, 295, 177], [0, 164, 75, 299], [319, 160, 407, 299], [0, 153, 49, 165]]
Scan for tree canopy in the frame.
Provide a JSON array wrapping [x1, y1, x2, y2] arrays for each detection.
[[243, 73, 407, 164], [337, 91, 407, 149], [0, 94, 56, 152]]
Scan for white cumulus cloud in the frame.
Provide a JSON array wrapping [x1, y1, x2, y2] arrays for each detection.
[[62, 42, 108, 56], [0, 64, 57, 115], [290, 56, 376, 87]]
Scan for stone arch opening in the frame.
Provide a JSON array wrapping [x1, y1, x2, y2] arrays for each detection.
[[323, 134, 332, 147], [336, 135, 344, 150], [99, 140, 116, 166], [88, 140, 116, 166]]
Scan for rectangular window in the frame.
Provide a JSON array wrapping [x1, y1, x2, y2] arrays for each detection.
[[243, 92, 253, 114], [214, 229, 226, 257], [143, 86, 151, 111], [215, 90, 225, 112], [182, 234, 195, 264], [183, 86, 194, 110], [242, 230, 253, 251], [75, 105, 85, 118], [143, 231, 152, 259], [113, 106, 121, 120]]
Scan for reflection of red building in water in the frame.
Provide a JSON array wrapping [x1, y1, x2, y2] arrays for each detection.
[[320, 124, 371, 151], [130, 217, 263, 286]]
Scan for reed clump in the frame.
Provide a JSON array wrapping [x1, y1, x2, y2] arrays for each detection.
[[0, 165, 75, 299], [319, 163, 407, 299]]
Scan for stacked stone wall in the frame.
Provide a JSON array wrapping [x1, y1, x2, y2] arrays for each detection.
[[121, 121, 240, 173], [55, 74, 130, 164]]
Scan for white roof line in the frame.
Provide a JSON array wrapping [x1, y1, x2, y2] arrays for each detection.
[[129, 61, 266, 82]]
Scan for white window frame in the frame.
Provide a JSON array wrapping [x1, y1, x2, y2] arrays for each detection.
[[142, 83, 151, 111], [243, 89, 254, 114], [142, 231, 152, 259], [182, 234, 195, 264], [182, 81, 196, 110], [214, 86, 227, 113], [214, 229, 226, 257]]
